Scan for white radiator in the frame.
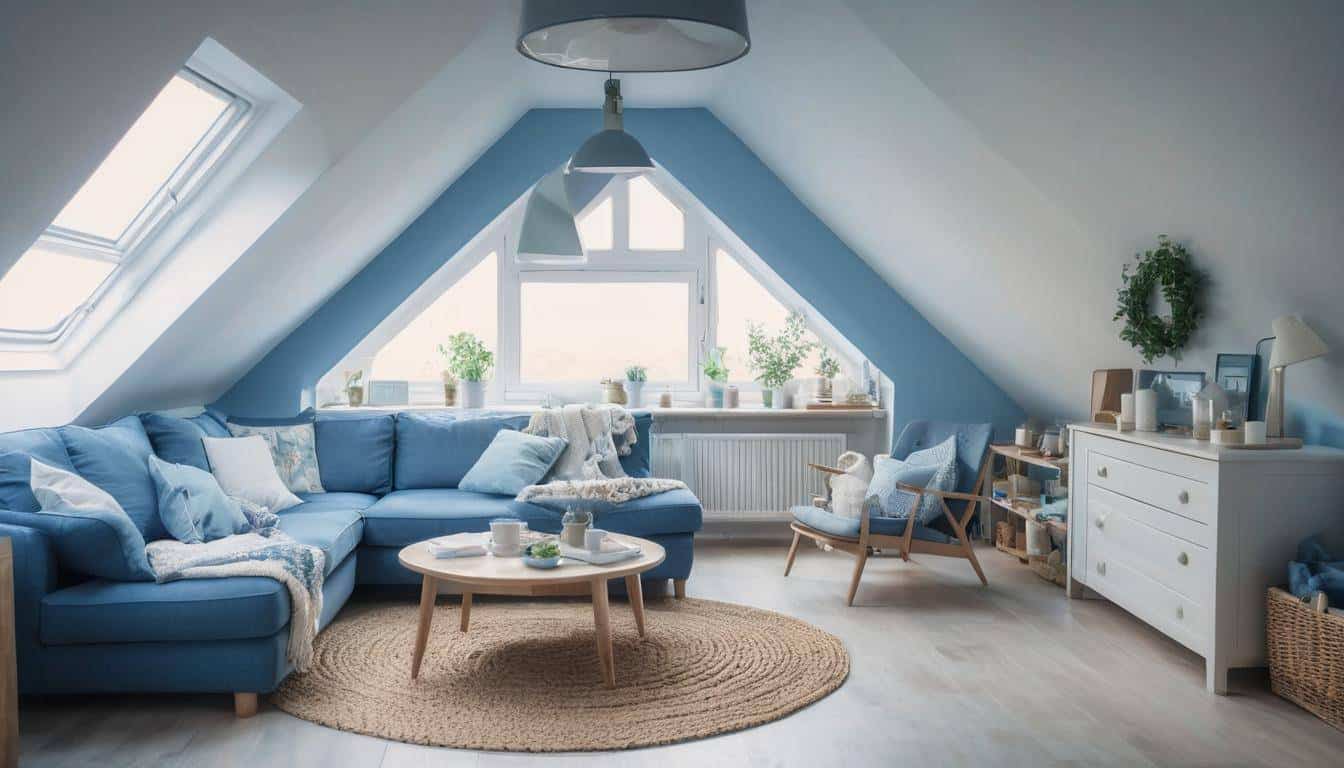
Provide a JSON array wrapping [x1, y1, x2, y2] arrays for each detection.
[[652, 433, 846, 521]]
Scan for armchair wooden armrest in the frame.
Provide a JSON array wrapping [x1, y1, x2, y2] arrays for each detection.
[[894, 482, 990, 505], [807, 462, 846, 476]]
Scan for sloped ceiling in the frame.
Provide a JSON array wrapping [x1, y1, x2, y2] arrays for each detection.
[[5, 1, 1341, 437]]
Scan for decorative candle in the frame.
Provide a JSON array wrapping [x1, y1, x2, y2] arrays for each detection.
[[1015, 427, 1031, 448], [1244, 420, 1267, 445], [1119, 393, 1135, 429], [1135, 389, 1158, 432]]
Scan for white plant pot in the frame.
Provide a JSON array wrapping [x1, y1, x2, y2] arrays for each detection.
[[625, 381, 644, 408], [770, 387, 788, 410], [460, 380, 486, 409]]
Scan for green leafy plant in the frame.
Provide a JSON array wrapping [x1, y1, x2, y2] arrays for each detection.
[[625, 364, 648, 382], [343, 369, 363, 389], [701, 346, 730, 383], [528, 540, 560, 559], [438, 332, 494, 382], [1112, 235, 1202, 364], [748, 313, 814, 389], [814, 344, 840, 379]]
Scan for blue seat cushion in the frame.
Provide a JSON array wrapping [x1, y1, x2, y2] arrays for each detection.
[[587, 489, 703, 538], [314, 412, 395, 495], [59, 417, 167, 542], [294, 491, 378, 512], [278, 497, 368, 576], [393, 413, 529, 490], [40, 576, 289, 645], [361, 489, 533, 546], [138, 411, 230, 472], [791, 505, 953, 544]]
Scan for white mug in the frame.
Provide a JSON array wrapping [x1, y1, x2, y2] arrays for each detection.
[[1244, 420, 1268, 445], [585, 528, 608, 552], [490, 519, 524, 554]]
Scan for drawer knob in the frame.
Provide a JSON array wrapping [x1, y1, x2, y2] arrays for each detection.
[[1177, 551, 1189, 566], [1178, 490, 1190, 504], [1096, 561, 1106, 576], [1095, 518, 1105, 530], [1177, 606, 1184, 620], [1097, 466, 1108, 478]]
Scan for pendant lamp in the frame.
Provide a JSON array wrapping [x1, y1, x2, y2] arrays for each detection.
[[570, 78, 652, 175], [517, 0, 750, 73], [516, 166, 586, 265]]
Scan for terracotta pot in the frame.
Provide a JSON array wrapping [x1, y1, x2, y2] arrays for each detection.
[[441, 372, 457, 406], [346, 386, 364, 408]]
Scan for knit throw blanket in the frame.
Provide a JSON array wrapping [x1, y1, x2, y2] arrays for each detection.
[[519, 404, 684, 504], [146, 532, 325, 672]]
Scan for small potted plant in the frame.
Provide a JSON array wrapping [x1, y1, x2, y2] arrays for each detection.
[[439, 332, 493, 409], [814, 343, 840, 401], [344, 370, 364, 407], [700, 347, 730, 407], [625, 364, 648, 408], [748, 313, 813, 409]]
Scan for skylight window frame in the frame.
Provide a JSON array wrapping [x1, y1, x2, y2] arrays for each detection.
[[0, 66, 252, 346]]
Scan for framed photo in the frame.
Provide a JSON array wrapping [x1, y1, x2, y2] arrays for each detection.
[[1136, 369, 1207, 428], [1215, 353, 1257, 424]]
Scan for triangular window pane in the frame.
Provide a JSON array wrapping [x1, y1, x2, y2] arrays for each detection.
[[371, 252, 497, 381], [576, 196, 613, 251], [628, 176, 684, 250], [715, 248, 819, 380]]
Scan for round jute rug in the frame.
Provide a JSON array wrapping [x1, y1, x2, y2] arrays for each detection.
[[271, 597, 848, 752]]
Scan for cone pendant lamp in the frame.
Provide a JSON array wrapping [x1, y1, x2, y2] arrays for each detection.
[[570, 78, 652, 175], [516, 166, 586, 265]]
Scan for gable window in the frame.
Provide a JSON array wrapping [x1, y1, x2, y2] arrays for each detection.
[[0, 68, 250, 345]]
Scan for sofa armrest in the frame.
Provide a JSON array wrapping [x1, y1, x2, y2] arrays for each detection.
[[0, 514, 59, 660]]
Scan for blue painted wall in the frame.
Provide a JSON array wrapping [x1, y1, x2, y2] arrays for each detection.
[[216, 108, 1024, 437]]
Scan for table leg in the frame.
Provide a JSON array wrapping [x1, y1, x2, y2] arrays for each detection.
[[591, 577, 615, 687], [624, 575, 646, 638], [411, 575, 437, 680], [459, 591, 472, 633]]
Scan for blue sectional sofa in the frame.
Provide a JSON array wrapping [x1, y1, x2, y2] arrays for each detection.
[[0, 408, 700, 710]]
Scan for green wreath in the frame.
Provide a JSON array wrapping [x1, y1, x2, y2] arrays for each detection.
[[1113, 234, 1201, 364]]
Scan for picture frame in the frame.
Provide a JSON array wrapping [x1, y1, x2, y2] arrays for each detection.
[[1215, 353, 1257, 425], [1136, 369, 1207, 428]]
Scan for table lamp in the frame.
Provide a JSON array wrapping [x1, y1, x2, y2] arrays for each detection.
[[1266, 315, 1328, 438]]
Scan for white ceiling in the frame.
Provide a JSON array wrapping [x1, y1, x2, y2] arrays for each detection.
[[4, 1, 1340, 429]]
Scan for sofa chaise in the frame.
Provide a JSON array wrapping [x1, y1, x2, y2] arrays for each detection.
[[0, 408, 700, 716]]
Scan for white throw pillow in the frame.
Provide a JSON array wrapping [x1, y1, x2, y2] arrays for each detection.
[[203, 435, 302, 513], [225, 422, 324, 494], [31, 458, 127, 516]]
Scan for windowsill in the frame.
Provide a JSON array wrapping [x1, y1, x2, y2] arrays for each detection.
[[321, 403, 886, 420]]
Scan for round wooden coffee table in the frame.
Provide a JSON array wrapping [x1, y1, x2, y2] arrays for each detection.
[[398, 534, 665, 687]]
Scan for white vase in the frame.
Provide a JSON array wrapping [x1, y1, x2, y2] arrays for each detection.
[[625, 380, 644, 408], [460, 380, 486, 409], [770, 387, 787, 410]]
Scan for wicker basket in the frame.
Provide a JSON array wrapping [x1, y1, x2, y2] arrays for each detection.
[[1266, 587, 1344, 731], [994, 521, 1016, 549]]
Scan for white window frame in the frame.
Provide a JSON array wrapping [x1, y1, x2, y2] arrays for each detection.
[[0, 61, 253, 350]]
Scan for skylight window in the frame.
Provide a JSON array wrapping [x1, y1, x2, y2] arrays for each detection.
[[0, 67, 248, 343]]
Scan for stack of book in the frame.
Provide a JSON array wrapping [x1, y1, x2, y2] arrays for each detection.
[[425, 533, 488, 559], [560, 538, 642, 565]]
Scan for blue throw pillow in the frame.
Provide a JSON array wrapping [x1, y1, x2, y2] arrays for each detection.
[[460, 430, 568, 496], [59, 418, 167, 542], [27, 456, 155, 581], [139, 411, 231, 471], [148, 455, 250, 544], [394, 413, 530, 489], [314, 412, 395, 494], [866, 435, 958, 524]]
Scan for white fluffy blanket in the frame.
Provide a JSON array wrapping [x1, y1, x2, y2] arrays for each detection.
[[146, 532, 325, 672], [516, 477, 687, 506], [523, 404, 637, 481]]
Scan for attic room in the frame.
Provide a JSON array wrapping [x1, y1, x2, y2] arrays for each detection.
[[1, 0, 1342, 765]]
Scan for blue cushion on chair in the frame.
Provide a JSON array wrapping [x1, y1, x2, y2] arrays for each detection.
[[148, 456, 250, 544], [867, 435, 958, 524], [791, 505, 952, 544], [459, 430, 567, 496], [59, 418, 166, 542], [139, 412, 230, 472]]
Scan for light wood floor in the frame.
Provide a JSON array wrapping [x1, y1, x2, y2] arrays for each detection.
[[18, 538, 1344, 767]]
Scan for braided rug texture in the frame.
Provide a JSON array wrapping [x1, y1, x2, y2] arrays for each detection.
[[271, 597, 849, 752]]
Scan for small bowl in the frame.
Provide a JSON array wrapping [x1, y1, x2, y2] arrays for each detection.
[[522, 554, 561, 569]]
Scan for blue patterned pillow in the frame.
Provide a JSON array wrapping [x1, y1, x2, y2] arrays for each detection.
[[226, 422, 324, 494], [865, 435, 958, 524]]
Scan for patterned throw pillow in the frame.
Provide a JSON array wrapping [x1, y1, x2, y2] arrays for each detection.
[[865, 435, 958, 524], [226, 422, 324, 494]]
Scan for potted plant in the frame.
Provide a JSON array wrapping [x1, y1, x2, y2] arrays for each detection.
[[438, 332, 493, 409], [344, 370, 364, 407], [700, 347, 730, 407], [814, 343, 840, 401], [625, 364, 648, 408], [748, 313, 813, 409]]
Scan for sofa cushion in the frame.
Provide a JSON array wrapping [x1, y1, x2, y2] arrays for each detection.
[[459, 430, 567, 496], [362, 489, 540, 546], [138, 412, 230, 472], [314, 412, 395, 495], [294, 491, 378, 511], [29, 458, 155, 581], [59, 417, 166, 542], [148, 455, 250, 544], [790, 504, 953, 543], [393, 413, 529, 490], [40, 576, 289, 645], [588, 488, 703, 538], [619, 412, 653, 478], [0, 428, 71, 513], [276, 504, 364, 577]]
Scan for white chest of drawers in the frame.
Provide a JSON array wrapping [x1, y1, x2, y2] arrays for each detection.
[[1067, 424, 1344, 693]]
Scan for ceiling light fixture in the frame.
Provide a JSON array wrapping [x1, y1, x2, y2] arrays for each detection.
[[516, 166, 586, 265], [517, 0, 750, 73], [569, 78, 652, 175]]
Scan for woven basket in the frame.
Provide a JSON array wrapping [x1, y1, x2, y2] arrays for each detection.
[[994, 521, 1016, 549], [1266, 587, 1344, 731]]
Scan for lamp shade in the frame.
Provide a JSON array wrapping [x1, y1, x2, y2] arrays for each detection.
[[516, 168, 586, 265], [570, 129, 653, 174], [1269, 315, 1328, 368], [517, 0, 750, 73]]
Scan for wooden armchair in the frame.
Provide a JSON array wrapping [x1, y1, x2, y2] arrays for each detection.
[[784, 421, 993, 605]]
